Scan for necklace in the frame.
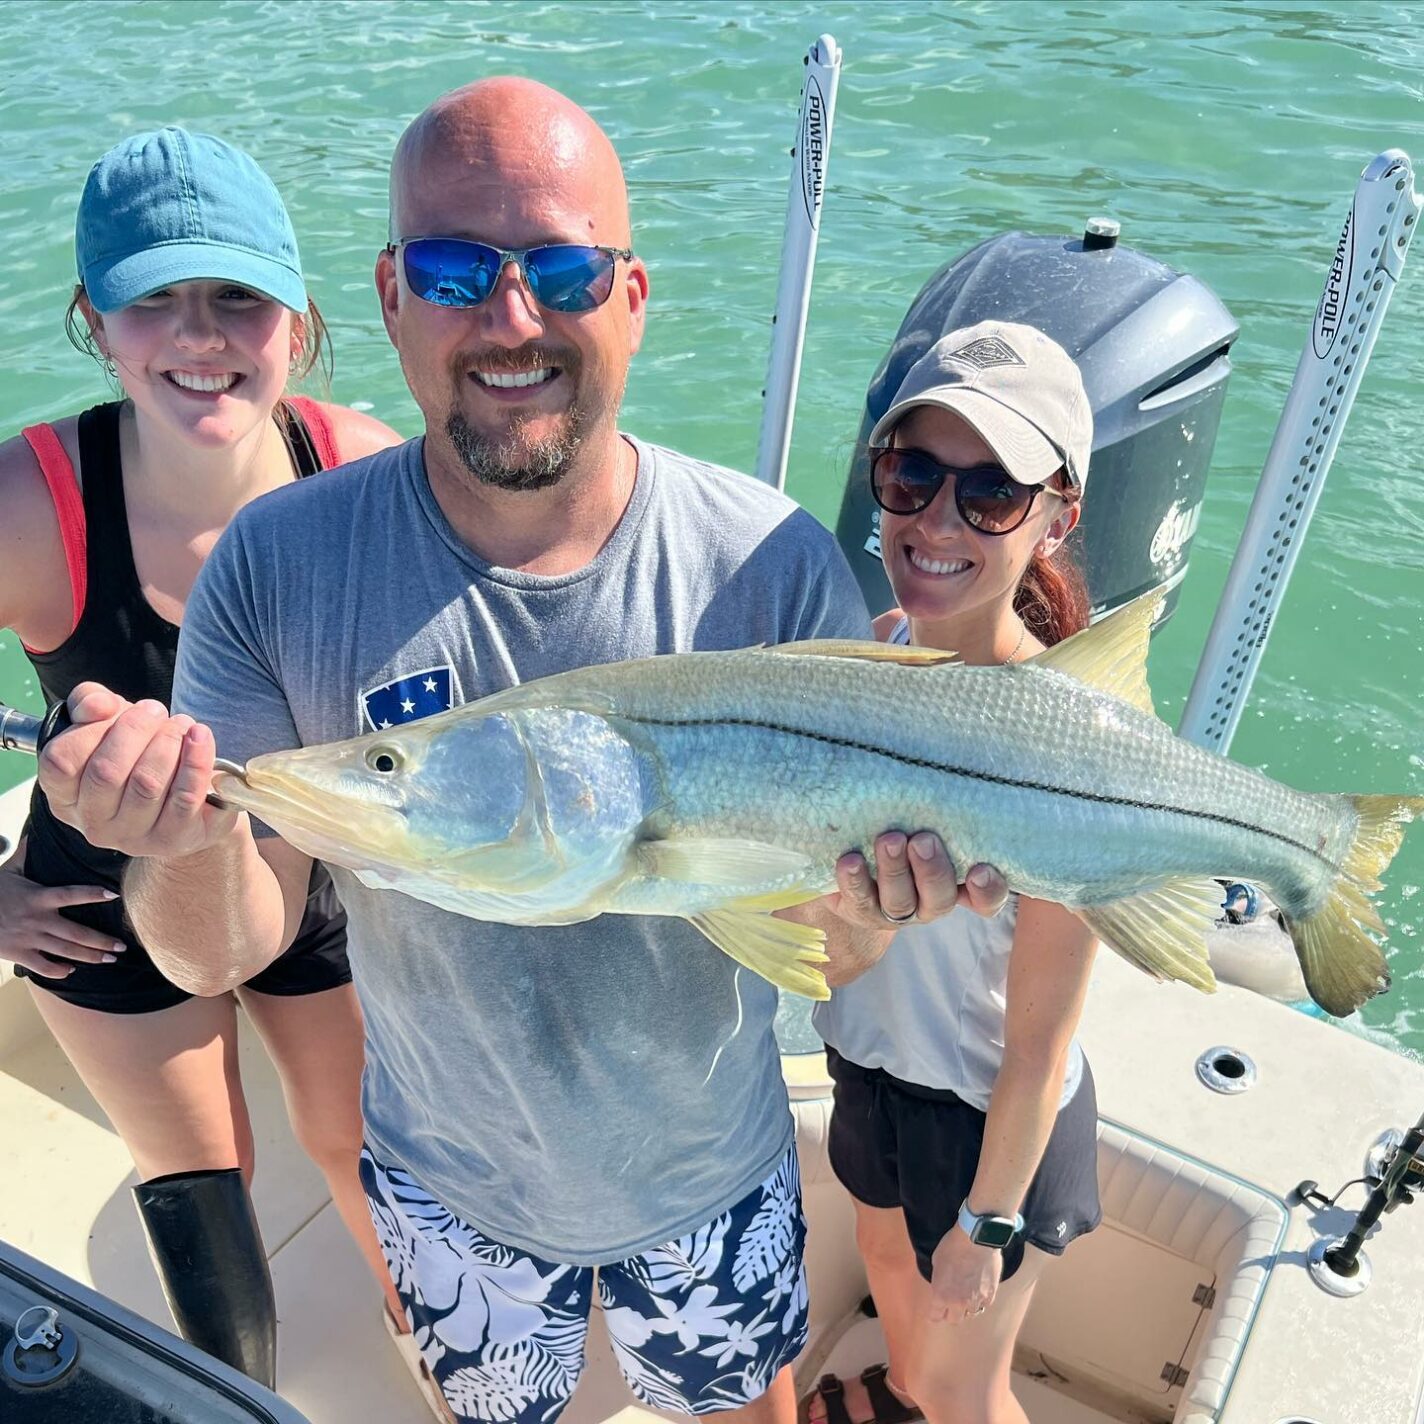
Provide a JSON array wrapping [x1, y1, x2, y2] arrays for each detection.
[[1002, 623, 1028, 665]]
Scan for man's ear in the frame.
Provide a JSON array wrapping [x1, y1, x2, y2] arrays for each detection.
[[624, 257, 650, 358], [375, 247, 401, 348]]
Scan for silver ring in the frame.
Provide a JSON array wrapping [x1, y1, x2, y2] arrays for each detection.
[[880, 905, 917, 924]]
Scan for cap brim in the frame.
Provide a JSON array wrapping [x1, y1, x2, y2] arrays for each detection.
[[869, 388, 1065, 486], [83, 241, 307, 314]]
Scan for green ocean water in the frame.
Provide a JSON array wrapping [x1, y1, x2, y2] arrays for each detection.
[[1, 0, 1420, 1052]]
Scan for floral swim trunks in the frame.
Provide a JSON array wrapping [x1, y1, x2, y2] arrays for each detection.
[[361, 1143, 809, 1424]]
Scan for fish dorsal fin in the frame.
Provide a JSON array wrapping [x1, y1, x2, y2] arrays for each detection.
[[762, 639, 958, 666], [1030, 589, 1164, 716]]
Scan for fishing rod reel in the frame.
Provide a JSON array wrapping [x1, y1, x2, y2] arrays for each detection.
[[1295, 1109, 1424, 1297]]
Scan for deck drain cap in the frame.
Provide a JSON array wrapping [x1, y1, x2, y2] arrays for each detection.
[[1196, 1045, 1257, 1093]]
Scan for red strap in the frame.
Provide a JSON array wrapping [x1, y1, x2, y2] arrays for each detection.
[[20, 424, 87, 641], [285, 396, 343, 471]]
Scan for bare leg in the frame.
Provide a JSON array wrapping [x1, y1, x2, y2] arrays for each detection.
[[906, 1247, 1049, 1424], [29, 985, 254, 1181], [238, 984, 404, 1323], [852, 1200, 925, 1411]]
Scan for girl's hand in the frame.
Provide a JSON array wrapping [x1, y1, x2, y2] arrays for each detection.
[[830, 831, 1009, 930], [0, 860, 124, 979], [927, 1222, 1004, 1324]]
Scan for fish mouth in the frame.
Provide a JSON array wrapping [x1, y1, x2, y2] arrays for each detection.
[[215, 769, 409, 867]]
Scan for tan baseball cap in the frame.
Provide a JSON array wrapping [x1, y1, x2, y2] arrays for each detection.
[[869, 320, 1093, 489]]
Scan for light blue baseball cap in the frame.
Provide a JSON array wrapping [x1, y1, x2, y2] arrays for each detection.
[[76, 127, 307, 314]]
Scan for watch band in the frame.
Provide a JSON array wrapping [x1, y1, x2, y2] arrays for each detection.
[[956, 1199, 1025, 1249]]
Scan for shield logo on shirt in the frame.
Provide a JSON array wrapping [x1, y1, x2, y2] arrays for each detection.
[[360, 665, 457, 731]]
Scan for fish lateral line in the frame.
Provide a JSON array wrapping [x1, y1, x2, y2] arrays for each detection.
[[620, 712, 1333, 869]]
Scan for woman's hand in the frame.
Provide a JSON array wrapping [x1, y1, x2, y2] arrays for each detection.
[[828, 831, 1009, 930], [927, 1222, 1004, 1324], [0, 858, 124, 979]]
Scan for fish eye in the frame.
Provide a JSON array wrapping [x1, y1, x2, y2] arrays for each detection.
[[365, 745, 404, 774]]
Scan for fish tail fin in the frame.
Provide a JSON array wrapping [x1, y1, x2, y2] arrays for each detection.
[[1282, 794, 1423, 1016], [689, 893, 830, 1001]]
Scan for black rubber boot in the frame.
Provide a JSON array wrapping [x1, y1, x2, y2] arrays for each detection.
[[131, 1167, 277, 1388]]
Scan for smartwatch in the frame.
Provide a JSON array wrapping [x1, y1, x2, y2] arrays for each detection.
[[956, 1199, 1024, 1250]]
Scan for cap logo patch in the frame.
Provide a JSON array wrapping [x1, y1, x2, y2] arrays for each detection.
[[946, 336, 1024, 370]]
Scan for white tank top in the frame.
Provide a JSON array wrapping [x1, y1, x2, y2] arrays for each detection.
[[811, 616, 1084, 1113]]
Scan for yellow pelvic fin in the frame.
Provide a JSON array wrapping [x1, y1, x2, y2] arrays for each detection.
[[1030, 588, 1165, 716], [688, 901, 830, 1000], [761, 638, 959, 666], [1074, 876, 1221, 994], [638, 839, 817, 888], [1282, 794, 1423, 1016]]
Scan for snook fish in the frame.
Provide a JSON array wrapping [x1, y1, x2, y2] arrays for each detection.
[[214, 594, 1419, 1016]]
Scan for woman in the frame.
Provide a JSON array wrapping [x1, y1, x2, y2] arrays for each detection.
[[810, 322, 1103, 1424], [0, 127, 403, 1388]]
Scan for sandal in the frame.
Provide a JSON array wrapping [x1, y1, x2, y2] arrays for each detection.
[[383, 1305, 459, 1424], [861, 1364, 922, 1424], [804, 1374, 855, 1424]]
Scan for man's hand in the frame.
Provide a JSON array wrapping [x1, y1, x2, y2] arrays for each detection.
[[827, 832, 1009, 930], [780, 832, 1010, 987], [927, 1221, 1004, 1323], [37, 682, 239, 860]]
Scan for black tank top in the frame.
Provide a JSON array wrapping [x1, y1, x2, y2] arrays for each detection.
[[22, 401, 344, 948]]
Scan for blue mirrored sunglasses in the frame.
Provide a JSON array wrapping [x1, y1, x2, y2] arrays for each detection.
[[387, 237, 634, 314]]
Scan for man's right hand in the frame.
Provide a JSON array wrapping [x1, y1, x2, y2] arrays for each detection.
[[36, 682, 240, 860]]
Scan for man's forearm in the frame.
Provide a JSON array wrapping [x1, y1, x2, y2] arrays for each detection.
[[124, 822, 289, 996]]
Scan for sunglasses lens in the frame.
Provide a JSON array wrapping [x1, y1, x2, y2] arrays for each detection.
[[525, 245, 616, 313], [872, 449, 944, 514], [402, 239, 500, 307], [958, 468, 1036, 533]]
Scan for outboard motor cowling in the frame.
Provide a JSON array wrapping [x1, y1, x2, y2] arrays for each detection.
[[834, 224, 1239, 621]]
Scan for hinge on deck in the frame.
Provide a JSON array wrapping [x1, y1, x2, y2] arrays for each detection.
[[1160, 1362, 1190, 1388], [1192, 1282, 1216, 1309]]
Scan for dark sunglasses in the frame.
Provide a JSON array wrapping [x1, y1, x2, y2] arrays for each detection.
[[386, 237, 635, 313], [869, 446, 1068, 535]]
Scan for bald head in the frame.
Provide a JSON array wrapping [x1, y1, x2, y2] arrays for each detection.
[[390, 78, 631, 247]]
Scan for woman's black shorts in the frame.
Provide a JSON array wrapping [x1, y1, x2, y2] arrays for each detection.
[[16, 866, 351, 1015], [826, 1046, 1101, 1283]]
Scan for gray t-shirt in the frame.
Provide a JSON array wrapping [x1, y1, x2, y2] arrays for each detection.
[[173, 435, 870, 1264]]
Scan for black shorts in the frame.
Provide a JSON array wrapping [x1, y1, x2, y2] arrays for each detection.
[[17, 870, 351, 1016], [826, 1046, 1101, 1283]]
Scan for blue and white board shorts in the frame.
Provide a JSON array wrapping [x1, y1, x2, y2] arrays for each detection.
[[360, 1143, 809, 1424]]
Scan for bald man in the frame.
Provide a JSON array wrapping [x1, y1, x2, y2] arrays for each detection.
[[42, 78, 1002, 1424]]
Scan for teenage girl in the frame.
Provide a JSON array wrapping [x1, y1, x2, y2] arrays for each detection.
[[0, 127, 403, 1385]]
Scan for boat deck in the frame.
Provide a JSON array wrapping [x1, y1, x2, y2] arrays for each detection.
[[4, 780, 1424, 1423]]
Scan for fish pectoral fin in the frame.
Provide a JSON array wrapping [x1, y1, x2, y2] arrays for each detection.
[[1075, 877, 1221, 994], [688, 904, 831, 1000], [1030, 589, 1164, 716], [638, 839, 817, 887], [761, 638, 959, 666]]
